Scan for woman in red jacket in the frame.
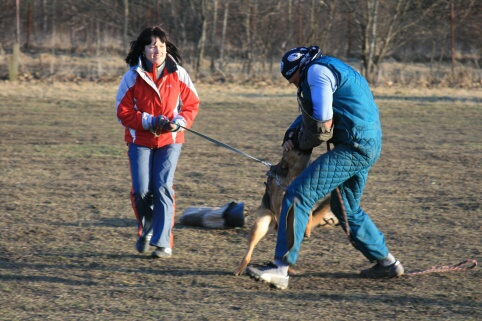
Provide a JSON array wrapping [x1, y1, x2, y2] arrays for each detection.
[[116, 26, 200, 258]]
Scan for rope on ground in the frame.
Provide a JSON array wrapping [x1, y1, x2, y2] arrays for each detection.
[[404, 259, 478, 276]]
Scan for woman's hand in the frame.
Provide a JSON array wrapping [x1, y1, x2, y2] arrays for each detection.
[[150, 115, 170, 131], [165, 116, 186, 132]]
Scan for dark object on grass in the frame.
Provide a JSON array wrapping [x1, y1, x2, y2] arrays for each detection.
[[180, 202, 245, 229]]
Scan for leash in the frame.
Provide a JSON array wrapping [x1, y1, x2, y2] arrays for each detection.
[[174, 123, 272, 168], [265, 167, 288, 190]]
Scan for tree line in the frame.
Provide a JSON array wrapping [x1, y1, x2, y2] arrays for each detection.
[[1, 0, 481, 84]]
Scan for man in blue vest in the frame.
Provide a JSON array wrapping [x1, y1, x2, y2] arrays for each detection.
[[246, 46, 404, 290]]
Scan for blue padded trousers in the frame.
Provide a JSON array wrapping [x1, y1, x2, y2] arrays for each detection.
[[275, 136, 389, 265]]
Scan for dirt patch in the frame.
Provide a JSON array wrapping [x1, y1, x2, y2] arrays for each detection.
[[0, 82, 481, 320]]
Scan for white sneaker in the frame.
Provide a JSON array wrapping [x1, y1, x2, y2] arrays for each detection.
[[152, 247, 172, 258], [246, 262, 289, 290]]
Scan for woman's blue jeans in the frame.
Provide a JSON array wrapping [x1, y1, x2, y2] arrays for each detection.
[[128, 143, 182, 248]]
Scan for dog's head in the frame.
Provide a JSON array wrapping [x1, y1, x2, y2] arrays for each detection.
[[275, 148, 312, 179], [262, 148, 312, 213]]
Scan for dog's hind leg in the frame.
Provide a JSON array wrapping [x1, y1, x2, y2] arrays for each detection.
[[234, 209, 274, 276], [305, 212, 314, 238]]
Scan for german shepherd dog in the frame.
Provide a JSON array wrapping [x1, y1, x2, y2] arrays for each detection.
[[234, 148, 338, 276]]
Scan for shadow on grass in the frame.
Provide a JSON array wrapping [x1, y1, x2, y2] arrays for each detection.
[[261, 289, 482, 312], [295, 271, 360, 279]]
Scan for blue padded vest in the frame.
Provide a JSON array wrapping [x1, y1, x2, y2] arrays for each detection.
[[300, 56, 382, 144]]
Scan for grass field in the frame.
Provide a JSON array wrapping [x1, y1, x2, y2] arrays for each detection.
[[1, 81, 481, 320]]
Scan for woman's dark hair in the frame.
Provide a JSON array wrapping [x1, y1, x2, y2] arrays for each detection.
[[124, 26, 182, 66]]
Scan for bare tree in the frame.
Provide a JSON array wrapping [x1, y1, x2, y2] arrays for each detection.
[[210, 0, 218, 72], [253, 0, 282, 73], [10, 0, 20, 81], [446, 0, 478, 78], [0, 0, 481, 84], [193, 0, 208, 76], [123, 0, 129, 52], [318, 0, 337, 50], [345, 0, 445, 83], [297, 0, 302, 45], [242, 0, 256, 77], [219, 0, 229, 61], [363, 0, 379, 82], [284, 0, 293, 49], [25, 1, 32, 49]]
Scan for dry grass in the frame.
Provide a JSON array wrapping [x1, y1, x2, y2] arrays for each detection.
[[0, 81, 481, 320], [1, 52, 481, 87]]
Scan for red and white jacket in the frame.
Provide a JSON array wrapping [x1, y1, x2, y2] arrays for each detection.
[[116, 55, 200, 148]]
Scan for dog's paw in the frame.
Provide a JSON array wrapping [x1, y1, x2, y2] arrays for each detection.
[[233, 269, 244, 276], [322, 215, 339, 227], [288, 267, 297, 275], [234, 262, 248, 276]]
